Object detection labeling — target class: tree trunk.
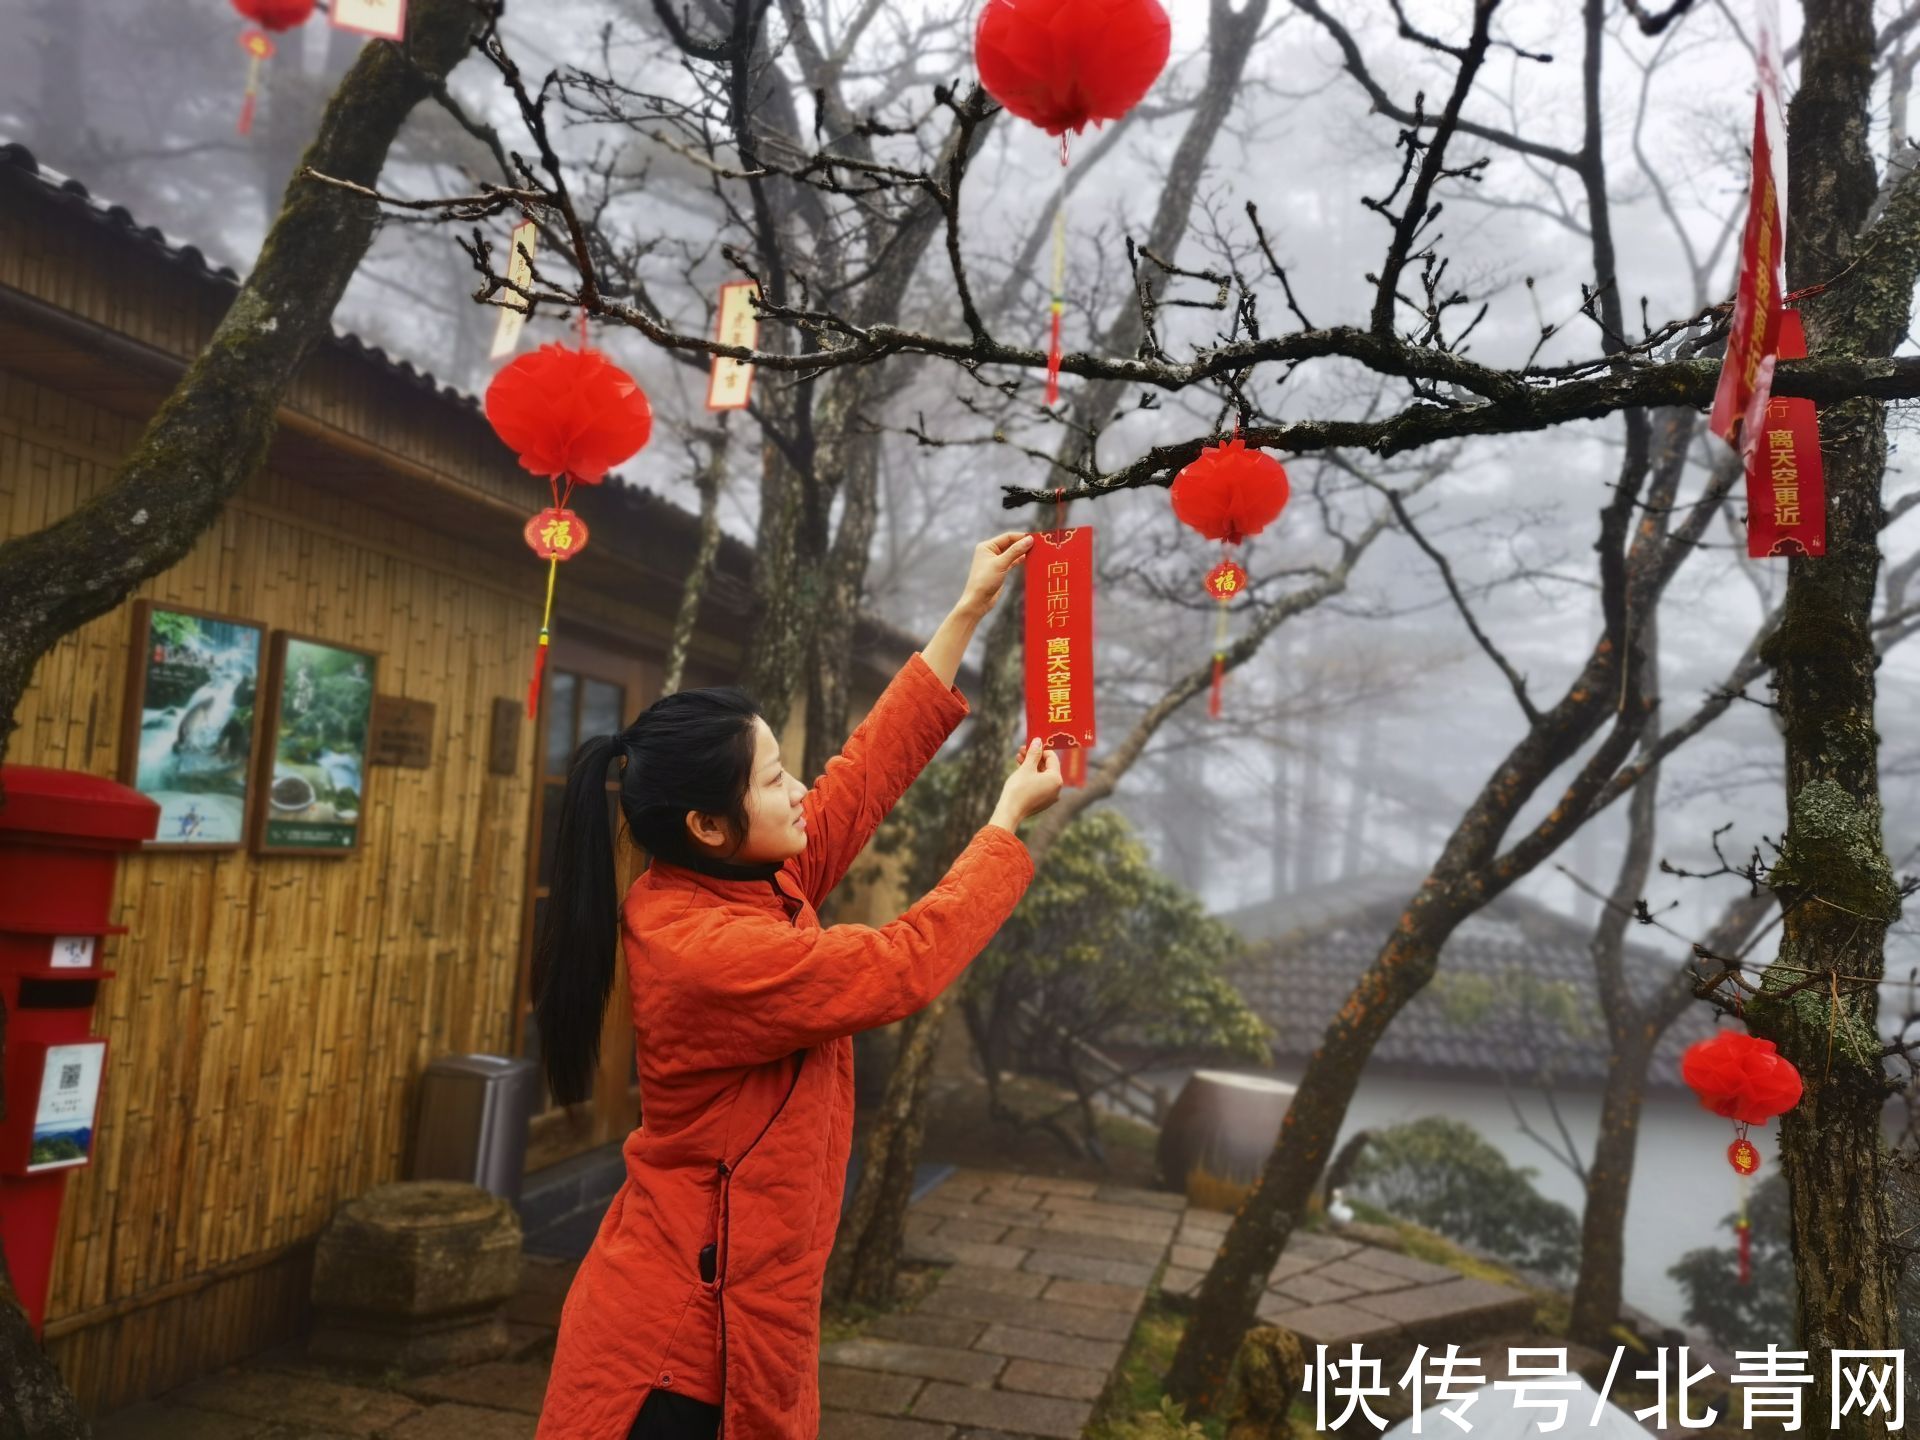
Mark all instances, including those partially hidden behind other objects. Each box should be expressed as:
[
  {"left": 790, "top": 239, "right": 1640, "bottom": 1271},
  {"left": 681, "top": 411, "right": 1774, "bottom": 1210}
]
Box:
[
  {"left": 0, "top": 0, "right": 483, "bottom": 768},
  {"left": 827, "top": 588, "right": 1027, "bottom": 1305},
  {"left": 662, "top": 432, "right": 729, "bottom": 696},
  {"left": 0, "top": 9, "right": 481, "bottom": 1425}
]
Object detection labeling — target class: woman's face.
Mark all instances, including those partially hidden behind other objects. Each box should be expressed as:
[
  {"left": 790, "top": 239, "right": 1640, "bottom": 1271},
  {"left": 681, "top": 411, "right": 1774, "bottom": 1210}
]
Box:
[{"left": 689, "top": 716, "right": 809, "bottom": 864}]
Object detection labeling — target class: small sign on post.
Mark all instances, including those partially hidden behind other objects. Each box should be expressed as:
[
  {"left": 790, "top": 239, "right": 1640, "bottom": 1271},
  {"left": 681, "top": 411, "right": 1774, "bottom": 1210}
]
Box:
[
  {"left": 490, "top": 219, "right": 539, "bottom": 361},
  {"left": 369, "top": 696, "right": 435, "bottom": 770},
  {"left": 706, "top": 281, "right": 760, "bottom": 411},
  {"left": 330, "top": 0, "right": 409, "bottom": 41}
]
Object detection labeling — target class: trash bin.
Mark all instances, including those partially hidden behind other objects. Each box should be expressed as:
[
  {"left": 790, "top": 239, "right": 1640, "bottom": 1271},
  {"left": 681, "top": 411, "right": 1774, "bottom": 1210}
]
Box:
[{"left": 410, "top": 1055, "right": 541, "bottom": 1204}]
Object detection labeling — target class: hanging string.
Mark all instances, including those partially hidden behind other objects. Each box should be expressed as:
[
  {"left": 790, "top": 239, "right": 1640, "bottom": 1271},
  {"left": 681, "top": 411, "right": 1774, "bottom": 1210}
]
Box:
[
  {"left": 1734, "top": 1121, "right": 1754, "bottom": 1285},
  {"left": 1046, "top": 139, "right": 1071, "bottom": 406},
  {"left": 1210, "top": 540, "right": 1232, "bottom": 719},
  {"left": 528, "top": 475, "right": 576, "bottom": 719}
]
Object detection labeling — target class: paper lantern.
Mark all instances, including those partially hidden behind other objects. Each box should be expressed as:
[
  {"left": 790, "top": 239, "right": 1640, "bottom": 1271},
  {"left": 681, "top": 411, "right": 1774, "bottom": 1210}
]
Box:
[
  {"left": 975, "top": 0, "right": 1170, "bottom": 405},
  {"left": 975, "top": 0, "right": 1172, "bottom": 137},
  {"left": 486, "top": 343, "right": 652, "bottom": 717},
  {"left": 1171, "top": 434, "right": 1291, "bottom": 545},
  {"left": 232, "top": 0, "right": 316, "bottom": 31},
  {"left": 1170, "top": 437, "right": 1290, "bottom": 719},
  {"left": 1681, "top": 1031, "right": 1804, "bottom": 1126},
  {"left": 485, "top": 343, "right": 653, "bottom": 485}
]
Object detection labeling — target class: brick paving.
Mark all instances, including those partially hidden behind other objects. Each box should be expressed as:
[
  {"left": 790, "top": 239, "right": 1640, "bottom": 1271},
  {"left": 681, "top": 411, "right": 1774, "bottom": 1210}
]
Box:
[{"left": 95, "top": 1166, "right": 1529, "bottom": 1439}]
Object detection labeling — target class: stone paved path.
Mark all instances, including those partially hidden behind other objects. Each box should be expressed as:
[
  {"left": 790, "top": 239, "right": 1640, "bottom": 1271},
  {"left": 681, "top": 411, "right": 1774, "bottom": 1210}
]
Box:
[
  {"left": 818, "top": 1166, "right": 1186, "bottom": 1439},
  {"left": 94, "top": 1172, "right": 1534, "bottom": 1439},
  {"left": 1161, "top": 1213, "right": 1536, "bottom": 1362}
]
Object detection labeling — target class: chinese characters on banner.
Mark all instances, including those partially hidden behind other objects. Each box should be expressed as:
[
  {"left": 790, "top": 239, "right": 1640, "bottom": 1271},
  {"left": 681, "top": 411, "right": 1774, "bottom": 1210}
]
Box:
[
  {"left": 329, "top": 0, "right": 407, "bottom": 40},
  {"left": 489, "top": 219, "right": 538, "bottom": 361},
  {"left": 1303, "top": 1342, "right": 1905, "bottom": 1435},
  {"left": 1748, "top": 310, "right": 1826, "bottom": 556},
  {"left": 1709, "top": 0, "right": 1788, "bottom": 452},
  {"left": 1024, "top": 527, "right": 1095, "bottom": 788},
  {"left": 707, "top": 281, "right": 761, "bottom": 411}
]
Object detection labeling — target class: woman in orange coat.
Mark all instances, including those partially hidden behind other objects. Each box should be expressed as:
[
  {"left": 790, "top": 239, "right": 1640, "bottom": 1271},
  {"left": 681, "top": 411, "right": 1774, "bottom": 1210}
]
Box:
[{"left": 531, "top": 533, "right": 1062, "bottom": 1440}]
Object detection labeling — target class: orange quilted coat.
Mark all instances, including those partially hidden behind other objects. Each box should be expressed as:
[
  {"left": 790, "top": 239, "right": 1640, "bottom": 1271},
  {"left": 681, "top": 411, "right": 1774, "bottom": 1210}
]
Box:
[{"left": 535, "top": 653, "right": 1034, "bottom": 1439}]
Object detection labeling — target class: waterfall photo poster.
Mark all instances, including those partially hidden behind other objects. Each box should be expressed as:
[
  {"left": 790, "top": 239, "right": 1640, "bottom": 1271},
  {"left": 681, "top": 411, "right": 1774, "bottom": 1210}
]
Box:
[
  {"left": 119, "top": 602, "right": 266, "bottom": 849},
  {"left": 252, "top": 633, "right": 378, "bottom": 856}
]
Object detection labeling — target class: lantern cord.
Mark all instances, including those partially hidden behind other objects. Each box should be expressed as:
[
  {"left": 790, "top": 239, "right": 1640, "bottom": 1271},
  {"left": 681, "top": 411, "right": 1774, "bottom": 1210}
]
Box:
[
  {"left": 1735, "top": 1174, "right": 1752, "bottom": 1286},
  {"left": 1045, "top": 147, "right": 1070, "bottom": 407},
  {"left": 239, "top": 55, "right": 265, "bottom": 136},
  {"left": 1209, "top": 595, "right": 1230, "bottom": 719}
]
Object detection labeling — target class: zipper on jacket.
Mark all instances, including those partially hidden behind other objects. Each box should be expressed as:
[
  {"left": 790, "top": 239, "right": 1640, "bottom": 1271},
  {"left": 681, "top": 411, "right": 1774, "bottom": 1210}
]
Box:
[{"left": 714, "top": 1049, "right": 807, "bottom": 1437}]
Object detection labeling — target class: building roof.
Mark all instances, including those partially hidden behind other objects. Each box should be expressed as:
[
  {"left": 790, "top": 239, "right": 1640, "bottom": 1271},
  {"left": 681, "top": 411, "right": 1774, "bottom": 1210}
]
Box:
[
  {"left": 0, "top": 140, "right": 938, "bottom": 679},
  {"left": 1219, "top": 872, "right": 1724, "bottom": 1090}
]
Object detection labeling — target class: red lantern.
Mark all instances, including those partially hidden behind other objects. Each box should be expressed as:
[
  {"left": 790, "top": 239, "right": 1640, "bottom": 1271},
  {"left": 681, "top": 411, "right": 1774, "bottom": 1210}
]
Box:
[
  {"left": 232, "top": 0, "right": 316, "bottom": 30},
  {"left": 975, "top": 0, "right": 1170, "bottom": 406},
  {"left": 975, "top": 0, "right": 1172, "bottom": 137},
  {"left": 1171, "top": 434, "right": 1291, "bottom": 545},
  {"left": 1172, "top": 437, "right": 1290, "bottom": 719},
  {"left": 1683, "top": 1029, "right": 1801, "bottom": 1290},
  {"left": 1681, "top": 1030, "right": 1803, "bottom": 1126},
  {"left": 485, "top": 343, "right": 653, "bottom": 486},
  {"left": 487, "top": 344, "right": 652, "bottom": 717}
]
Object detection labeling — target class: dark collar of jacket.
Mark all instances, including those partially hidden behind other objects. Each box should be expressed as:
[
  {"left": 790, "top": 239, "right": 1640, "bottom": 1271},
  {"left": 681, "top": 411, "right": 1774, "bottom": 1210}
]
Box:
[{"left": 646, "top": 855, "right": 807, "bottom": 916}]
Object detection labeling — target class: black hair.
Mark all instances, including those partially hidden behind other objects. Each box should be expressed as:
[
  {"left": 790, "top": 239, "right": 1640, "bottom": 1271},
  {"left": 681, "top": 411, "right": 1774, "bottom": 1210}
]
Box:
[{"left": 531, "top": 686, "right": 763, "bottom": 1104}]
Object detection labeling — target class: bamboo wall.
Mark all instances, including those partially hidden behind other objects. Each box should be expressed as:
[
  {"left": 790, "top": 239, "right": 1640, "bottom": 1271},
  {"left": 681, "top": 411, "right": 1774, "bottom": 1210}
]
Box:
[{"left": 1, "top": 364, "right": 538, "bottom": 1412}]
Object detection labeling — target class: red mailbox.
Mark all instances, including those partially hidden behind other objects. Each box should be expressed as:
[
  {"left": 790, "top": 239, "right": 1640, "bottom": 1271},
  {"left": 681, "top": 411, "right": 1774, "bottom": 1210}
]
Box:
[{"left": 0, "top": 766, "right": 156, "bottom": 1333}]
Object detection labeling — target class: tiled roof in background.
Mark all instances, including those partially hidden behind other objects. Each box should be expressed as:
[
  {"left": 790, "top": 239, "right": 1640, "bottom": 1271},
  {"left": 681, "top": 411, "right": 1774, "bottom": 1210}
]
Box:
[{"left": 1220, "top": 872, "right": 1725, "bottom": 1089}]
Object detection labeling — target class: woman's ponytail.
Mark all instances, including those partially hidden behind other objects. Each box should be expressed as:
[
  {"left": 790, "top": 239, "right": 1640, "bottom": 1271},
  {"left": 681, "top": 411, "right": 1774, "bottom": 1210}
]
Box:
[{"left": 532, "top": 733, "right": 622, "bottom": 1105}]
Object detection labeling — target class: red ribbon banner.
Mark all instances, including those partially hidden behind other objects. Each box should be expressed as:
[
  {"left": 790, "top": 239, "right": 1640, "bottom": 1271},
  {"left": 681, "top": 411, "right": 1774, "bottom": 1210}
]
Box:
[
  {"left": 1746, "top": 309, "right": 1826, "bottom": 557},
  {"left": 1024, "top": 526, "right": 1095, "bottom": 789},
  {"left": 1709, "top": 2, "right": 1788, "bottom": 452}
]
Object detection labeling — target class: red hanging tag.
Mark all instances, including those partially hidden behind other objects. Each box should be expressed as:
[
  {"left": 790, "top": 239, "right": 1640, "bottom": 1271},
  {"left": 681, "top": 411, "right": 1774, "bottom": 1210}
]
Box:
[
  {"left": 236, "top": 29, "right": 275, "bottom": 137},
  {"left": 523, "top": 507, "right": 590, "bottom": 561},
  {"left": 1024, "top": 525, "right": 1095, "bottom": 787},
  {"left": 1727, "top": 1135, "right": 1760, "bottom": 1174},
  {"left": 1746, "top": 310, "right": 1826, "bottom": 557}
]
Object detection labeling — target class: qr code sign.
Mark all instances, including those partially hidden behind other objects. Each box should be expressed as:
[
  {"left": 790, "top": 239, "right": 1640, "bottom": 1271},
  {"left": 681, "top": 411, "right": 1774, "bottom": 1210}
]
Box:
[{"left": 59, "top": 1064, "right": 81, "bottom": 1090}]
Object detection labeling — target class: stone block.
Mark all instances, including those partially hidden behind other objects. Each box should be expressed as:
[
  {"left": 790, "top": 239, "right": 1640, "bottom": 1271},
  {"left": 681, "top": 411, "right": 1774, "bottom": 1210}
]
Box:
[
  {"left": 1255, "top": 1298, "right": 1402, "bottom": 1346},
  {"left": 936, "top": 1217, "right": 1016, "bottom": 1245},
  {"left": 820, "top": 1363, "right": 925, "bottom": 1415},
  {"left": 1040, "top": 1197, "right": 1179, "bottom": 1234},
  {"left": 903, "top": 1234, "right": 1032, "bottom": 1271},
  {"left": 1040, "top": 1277, "right": 1144, "bottom": 1312},
  {"left": 1092, "top": 1183, "right": 1186, "bottom": 1212},
  {"left": 1339, "top": 1247, "right": 1456, "bottom": 1285},
  {"left": 1020, "top": 1249, "right": 1157, "bottom": 1288},
  {"left": 974, "top": 1186, "right": 1044, "bottom": 1211},
  {"left": 386, "top": 1402, "right": 540, "bottom": 1440},
  {"left": 973, "top": 1323, "right": 1125, "bottom": 1372},
  {"left": 1349, "top": 1278, "right": 1535, "bottom": 1345},
  {"left": 1000, "top": 1358, "right": 1108, "bottom": 1402},
  {"left": 309, "top": 1182, "right": 522, "bottom": 1375},
  {"left": 1319, "top": 1257, "right": 1417, "bottom": 1296},
  {"left": 820, "top": 1338, "right": 1006, "bottom": 1386},
  {"left": 166, "top": 1371, "right": 422, "bottom": 1436},
  {"left": 1036, "top": 1212, "right": 1173, "bottom": 1247},
  {"left": 1159, "top": 1265, "right": 1205, "bottom": 1300},
  {"left": 921, "top": 1286, "right": 1134, "bottom": 1340},
  {"left": 941, "top": 1265, "right": 1050, "bottom": 1298},
  {"left": 1170, "top": 1243, "right": 1217, "bottom": 1271},
  {"left": 868, "top": 1313, "right": 988, "bottom": 1349},
  {"left": 911, "top": 1381, "right": 1094, "bottom": 1439},
  {"left": 399, "top": 1360, "right": 550, "bottom": 1415},
  {"left": 1272, "top": 1269, "right": 1361, "bottom": 1306},
  {"left": 999, "top": 1226, "right": 1165, "bottom": 1266},
  {"left": 1010, "top": 1176, "right": 1100, "bottom": 1198},
  {"left": 915, "top": 1198, "right": 1048, "bottom": 1228},
  {"left": 821, "top": 1410, "right": 955, "bottom": 1440},
  {"left": 1287, "top": 1232, "right": 1361, "bottom": 1263}
]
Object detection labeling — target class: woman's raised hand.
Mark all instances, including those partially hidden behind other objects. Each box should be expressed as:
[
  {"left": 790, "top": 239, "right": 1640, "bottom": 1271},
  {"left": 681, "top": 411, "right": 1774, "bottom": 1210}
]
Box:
[
  {"left": 959, "top": 532, "right": 1036, "bottom": 617},
  {"left": 992, "top": 738, "right": 1064, "bottom": 831}
]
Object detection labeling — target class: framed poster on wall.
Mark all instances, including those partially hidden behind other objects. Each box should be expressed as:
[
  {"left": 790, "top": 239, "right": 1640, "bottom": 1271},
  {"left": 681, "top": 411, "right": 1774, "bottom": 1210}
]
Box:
[
  {"left": 119, "top": 601, "right": 266, "bottom": 850},
  {"left": 251, "top": 633, "right": 379, "bottom": 856}
]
